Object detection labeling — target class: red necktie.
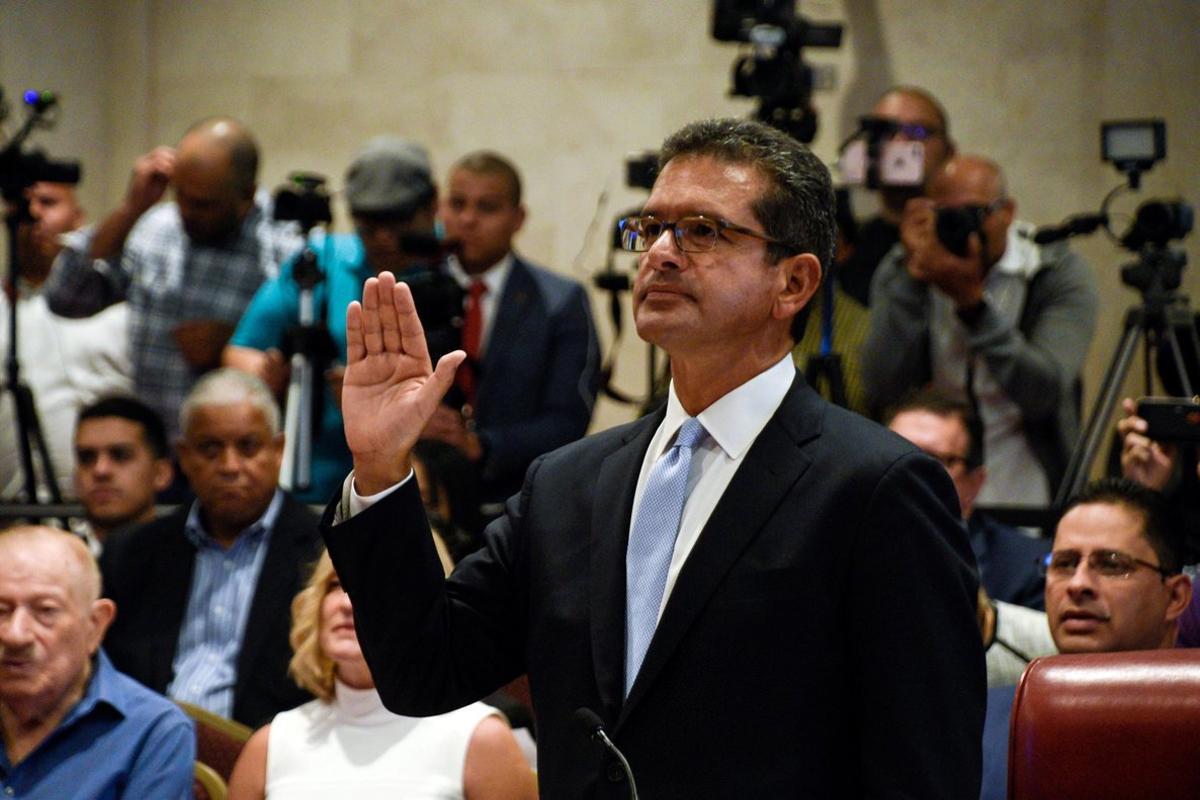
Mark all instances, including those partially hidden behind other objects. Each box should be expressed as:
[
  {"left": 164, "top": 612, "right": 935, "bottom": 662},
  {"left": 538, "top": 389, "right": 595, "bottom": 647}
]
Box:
[{"left": 458, "top": 280, "right": 487, "bottom": 406}]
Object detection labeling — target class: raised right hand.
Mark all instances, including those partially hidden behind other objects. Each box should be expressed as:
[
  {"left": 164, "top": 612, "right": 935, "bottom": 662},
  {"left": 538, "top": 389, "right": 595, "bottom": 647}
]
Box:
[{"left": 342, "top": 271, "right": 465, "bottom": 495}]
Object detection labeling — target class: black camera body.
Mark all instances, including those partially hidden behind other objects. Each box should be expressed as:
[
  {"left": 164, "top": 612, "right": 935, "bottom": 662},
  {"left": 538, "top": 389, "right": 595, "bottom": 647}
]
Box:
[
  {"left": 935, "top": 206, "right": 985, "bottom": 258},
  {"left": 273, "top": 172, "right": 333, "bottom": 232}
]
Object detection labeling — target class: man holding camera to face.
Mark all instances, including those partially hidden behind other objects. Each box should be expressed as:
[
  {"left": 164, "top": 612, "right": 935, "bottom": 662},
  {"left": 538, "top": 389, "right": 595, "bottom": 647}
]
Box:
[{"left": 863, "top": 155, "right": 1099, "bottom": 506}]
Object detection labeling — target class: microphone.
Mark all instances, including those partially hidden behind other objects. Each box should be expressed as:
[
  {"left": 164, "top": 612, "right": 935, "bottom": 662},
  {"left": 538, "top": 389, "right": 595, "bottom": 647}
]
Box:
[
  {"left": 1032, "top": 213, "right": 1108, "bottom": 245},
  {"left": 574, "top": 707, "right": 639, "bottom": 800}
]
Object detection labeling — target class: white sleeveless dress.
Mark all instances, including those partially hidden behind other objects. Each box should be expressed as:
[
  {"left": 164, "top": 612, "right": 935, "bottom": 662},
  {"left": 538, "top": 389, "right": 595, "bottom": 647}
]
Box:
[{"left": 265, "top": 680, "right": 499, "bottom": 799}]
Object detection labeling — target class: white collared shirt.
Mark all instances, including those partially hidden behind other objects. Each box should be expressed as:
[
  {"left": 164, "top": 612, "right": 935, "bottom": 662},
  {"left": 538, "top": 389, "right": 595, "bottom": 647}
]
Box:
[
  {"left": 633, "top": 353, "right": 796, "bottom": 620},
  {"left": 446, "top": 253, "right": 513, "bottom": 357}
]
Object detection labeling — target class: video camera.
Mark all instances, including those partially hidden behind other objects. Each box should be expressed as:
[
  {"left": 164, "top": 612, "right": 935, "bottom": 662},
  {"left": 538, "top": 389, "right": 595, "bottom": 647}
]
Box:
[
  {"left": 712, "top": 0, "right": 842, "bottom": 143},
  {"left": 0, "top": 87, "right": 81, "bottom": 203}
]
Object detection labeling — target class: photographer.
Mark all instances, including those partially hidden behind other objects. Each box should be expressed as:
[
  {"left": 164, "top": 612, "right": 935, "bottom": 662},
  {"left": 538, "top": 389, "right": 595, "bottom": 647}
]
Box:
[
  {"left": 863, "top": 154, "right": 1098, "bottom": 506},
  {"left": 223, "top": 136, "right": 440, "bottom": 502}
]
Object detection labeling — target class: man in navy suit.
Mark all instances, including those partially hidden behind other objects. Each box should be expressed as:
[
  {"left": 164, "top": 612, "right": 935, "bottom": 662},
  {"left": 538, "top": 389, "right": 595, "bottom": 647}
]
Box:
[
  {"left": 422, "top": 151, "right": 600, "bottom": 509},
  {"left": 323, "top": 118, "right": 984, "bottom": 798}
]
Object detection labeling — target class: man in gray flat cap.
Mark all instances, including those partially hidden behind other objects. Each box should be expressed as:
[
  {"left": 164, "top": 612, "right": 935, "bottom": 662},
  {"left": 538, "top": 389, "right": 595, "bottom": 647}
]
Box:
[{"left": 224, "top": 136, "right": 442, "bottom": 501}]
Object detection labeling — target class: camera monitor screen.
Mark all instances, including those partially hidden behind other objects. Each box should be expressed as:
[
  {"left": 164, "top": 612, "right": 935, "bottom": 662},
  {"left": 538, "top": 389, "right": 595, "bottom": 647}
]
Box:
[{"left": 1102, "top": 120, "right": 1165, "bottom": 164}]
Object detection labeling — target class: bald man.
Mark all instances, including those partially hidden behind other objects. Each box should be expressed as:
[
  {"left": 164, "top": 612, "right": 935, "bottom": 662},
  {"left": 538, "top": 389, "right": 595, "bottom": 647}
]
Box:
[
  {"left": 46, "top": 117, "right": 303, "bottom": 440},
  {"left": 864, "top": 154, "right": 1098, "bottom": 506},
  {"left": 0, "top": 526, "right": 193, "bottom": 799}
]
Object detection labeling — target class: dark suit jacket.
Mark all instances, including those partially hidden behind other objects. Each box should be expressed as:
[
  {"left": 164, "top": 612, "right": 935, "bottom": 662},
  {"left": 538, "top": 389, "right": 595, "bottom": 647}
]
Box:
[
  {"left": 100, "top": 493, "right": 323, "bottom": 728},
  {"left": 324, "top": 374, "right": 985, "bottom": 798},
  {"left": 473, "top": 255, "right": 600, "bottom": 503}
]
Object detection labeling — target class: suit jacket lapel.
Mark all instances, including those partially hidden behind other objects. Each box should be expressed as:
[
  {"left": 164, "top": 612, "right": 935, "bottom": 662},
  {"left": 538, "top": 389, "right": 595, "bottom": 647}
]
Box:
[
  {"left": 155, "top": 509, "right": 199, "bottom": 689},
  {"left": 589, "top": 410, "right": 663, "bottom": 720},
  {"left": 619, "top": 375, "right": 823, "bottom": 721}
]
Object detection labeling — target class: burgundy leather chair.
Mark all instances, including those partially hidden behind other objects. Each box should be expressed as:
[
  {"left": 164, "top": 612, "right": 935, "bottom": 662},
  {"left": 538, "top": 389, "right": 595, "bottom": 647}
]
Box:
[{"left": 1008, "top": 649, "right": 1200, "bottom": 799}]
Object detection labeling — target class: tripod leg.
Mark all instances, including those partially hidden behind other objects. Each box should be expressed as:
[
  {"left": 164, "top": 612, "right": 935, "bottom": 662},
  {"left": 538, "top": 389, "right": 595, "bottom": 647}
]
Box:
[{"left": 1055, "top": 317, "right": 1142, "bottom": 506}]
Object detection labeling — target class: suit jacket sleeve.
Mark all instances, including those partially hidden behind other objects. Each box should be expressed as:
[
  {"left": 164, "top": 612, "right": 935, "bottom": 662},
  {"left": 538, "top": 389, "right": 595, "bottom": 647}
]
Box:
[
  {"left": 849, "top": 449, "right": 985, "bottom": 798},
  {"left": 321, "top": 470, "right": 532, "bottom": 715}
]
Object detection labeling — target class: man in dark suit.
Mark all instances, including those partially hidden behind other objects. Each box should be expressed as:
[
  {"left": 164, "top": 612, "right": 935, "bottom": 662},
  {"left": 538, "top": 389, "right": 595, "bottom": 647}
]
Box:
[
  {"left": 422, "top": 150, "right": 600, "bottom": 509},
  {"left": 101, "top": 368, "right": 322, "bottom": 728},
  {"left": 324, "top": 118, "right": 984, "bottom": 797}
]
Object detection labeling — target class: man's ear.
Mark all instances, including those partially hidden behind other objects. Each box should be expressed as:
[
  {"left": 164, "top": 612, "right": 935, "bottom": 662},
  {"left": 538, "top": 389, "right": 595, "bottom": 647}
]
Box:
[
  {"left": 153, "top": 458, "right": 174, "bottom": 493},
  {"left": 773, "top": 252, "right": 822, "bottom": 323},
  {"left": 88, "top": 598, "right": 117, "bottom": 653},
  {"left": 1164, "top": 574, "right": 1193, "bottom": 625}
]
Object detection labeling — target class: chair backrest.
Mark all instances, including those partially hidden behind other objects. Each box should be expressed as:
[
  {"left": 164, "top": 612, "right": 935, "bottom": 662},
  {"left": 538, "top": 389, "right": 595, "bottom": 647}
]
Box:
[
  {"left": 177, "top": 701, "right": 253, "bottom": 782},
  {"left": 1008, "top": 649, "right": 1200, "bottom": 799},
  {"left": 193, "top": 760, "right": 228, "bottom": 800}
]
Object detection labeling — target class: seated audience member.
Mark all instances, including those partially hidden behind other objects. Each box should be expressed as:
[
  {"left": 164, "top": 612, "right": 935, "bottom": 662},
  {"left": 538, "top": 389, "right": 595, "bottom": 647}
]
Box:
[
  {"left": 0, "top": 525, "right": 193, "bottom": 799},
  {"left": 980, "top": 478, "right": 1192, "bottom": 800},
  {"left": 1117, "top": 396, "right": 1200, "bottom": 645},
  {"left": 46, "top": 117, "right": 303, "bottom": 443},
  {"left": 101, "top": 369, "right": 322, "bottom": 728},
  {"left": 0, "top": 181, "right": 132, "bottom": 500},
  {"left": 864, "top": 154, "right": 1099, "bottom": 507},
  {"left": 225, "top": 136, "right": 442, "bottom": 502},
  {"left": 72, "top": 396, "right": 174, "bottom": 555},
  {"left": 425, "top": 150, "right": 600, "bottom": 512},
  {"left": 977, "top": 586, "right": 1055, "bottom": 688},
  {"left": 227, "top": 550, "right": 536, "bottom": 800},
  {"left": 886, "top": 389, "right": 1050, "bottom": 608}
]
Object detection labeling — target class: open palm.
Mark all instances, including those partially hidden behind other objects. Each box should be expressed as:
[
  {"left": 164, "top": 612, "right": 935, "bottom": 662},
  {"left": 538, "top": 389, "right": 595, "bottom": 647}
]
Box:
[{"left": 342, "top": 271, "right": 465, "bottom": 493}]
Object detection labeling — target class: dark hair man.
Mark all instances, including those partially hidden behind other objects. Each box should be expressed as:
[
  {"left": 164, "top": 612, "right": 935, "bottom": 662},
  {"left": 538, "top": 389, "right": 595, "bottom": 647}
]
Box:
[
  {"left": 0, "top": 182, "right": 134, "bottom": 501},
  {"left": 886, "top": 388, "right": 1050, "bottom": 608},
  {"left": 864, "top": 154, "right": 1099, "bottom": 507},
  {"left": 72, "top": 396, "right": 173, "bottom": 554},
  {"left": 981, "top": 478, "right": 1192, "bottom": 800},
  {"left": 423, "top": 150, "right": 600, "bottom": 511},
  {"left": 45, "top": 117, "right": 303, "bottom": 443},
  {"left": 100, "top": 369, "right": 322, "bottom": 727},
  {"left": 321, "top": 118, "right": 983, "bottom": 797},
  {"left": 0, "top": 526, "right": 193, "bottom": 798}
]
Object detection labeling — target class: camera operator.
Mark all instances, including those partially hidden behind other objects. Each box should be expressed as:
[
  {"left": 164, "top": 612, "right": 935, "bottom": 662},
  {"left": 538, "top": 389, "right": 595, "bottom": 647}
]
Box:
[
  {"left": 223, "top": 136, "right": 440, "bottom": 502},
  {"left": 839, "top": 86, "right": 956, "bottom": 306},
  {"left": 864, "top": 154, "right": 1099, "bottom": 507},
  {"left": 0, "top": 181, "right": 133, "bottom": 499},
  {"left": 43, "top": 117, "right": 303, "bottom": 445}
]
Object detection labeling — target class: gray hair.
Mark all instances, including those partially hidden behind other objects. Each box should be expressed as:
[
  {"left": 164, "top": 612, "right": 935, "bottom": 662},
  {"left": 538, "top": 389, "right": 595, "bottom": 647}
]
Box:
[
  {"left": 658, "top": 117, "right": 837, "bottom": 272},
  {"left": 179, "top": 368, "right": 280, "bottom": 437}
]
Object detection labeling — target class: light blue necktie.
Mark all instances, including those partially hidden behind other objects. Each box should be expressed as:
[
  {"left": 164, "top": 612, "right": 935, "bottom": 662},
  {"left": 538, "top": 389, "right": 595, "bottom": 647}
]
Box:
[{"left": 624, "top": 417, "right": 707, "bottom": 697}]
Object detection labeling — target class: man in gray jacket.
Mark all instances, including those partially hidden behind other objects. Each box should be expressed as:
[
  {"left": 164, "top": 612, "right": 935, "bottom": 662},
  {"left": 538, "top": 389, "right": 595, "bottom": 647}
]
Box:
[{"left": 863, "top": 154, "right": 1098, "bottom": 506}]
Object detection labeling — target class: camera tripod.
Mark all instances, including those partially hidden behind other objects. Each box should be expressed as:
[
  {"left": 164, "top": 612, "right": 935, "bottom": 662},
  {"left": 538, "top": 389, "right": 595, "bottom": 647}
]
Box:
[{"left": 1054, "top": 245, "right": 1199, "bottom": 506}]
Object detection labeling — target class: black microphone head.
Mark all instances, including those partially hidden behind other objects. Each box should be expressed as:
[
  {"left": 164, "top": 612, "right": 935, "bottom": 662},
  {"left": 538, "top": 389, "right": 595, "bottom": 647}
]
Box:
[{"left": 574, "top": 706, "right": 605, "bottom": 735}]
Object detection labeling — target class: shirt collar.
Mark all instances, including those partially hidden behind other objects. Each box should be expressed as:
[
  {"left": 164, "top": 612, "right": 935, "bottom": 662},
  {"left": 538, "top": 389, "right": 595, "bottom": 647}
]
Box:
[
  {"left": 184, "top": 489, "right": 284, "bottom": 549},
  {"left": 447, "top": 252, "right": 514, "bottom": 295},
  {"left": 660, "top": 353, "right": 796, "bottom": 460},
  {"left": 59, "top": 650, "right": 129, "bottom": 728}
]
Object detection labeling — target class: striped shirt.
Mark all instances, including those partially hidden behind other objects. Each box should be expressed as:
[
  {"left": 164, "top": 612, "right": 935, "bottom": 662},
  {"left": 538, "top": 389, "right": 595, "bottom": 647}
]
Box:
[
  {"left": 167, "top": 490, "right": 283, "bottom": 718},
  {"left": 47, "top": 194, "right": 302, "bottom": 438}
]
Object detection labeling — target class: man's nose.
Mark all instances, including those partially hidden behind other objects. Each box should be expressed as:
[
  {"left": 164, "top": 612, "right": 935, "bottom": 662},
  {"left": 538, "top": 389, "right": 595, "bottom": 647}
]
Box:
[
  {"left": 0, "top": 608, "right": 34, "bottom": 645},
  {"left": 643, "top": 225, "right": 685, "bottom": 272}
]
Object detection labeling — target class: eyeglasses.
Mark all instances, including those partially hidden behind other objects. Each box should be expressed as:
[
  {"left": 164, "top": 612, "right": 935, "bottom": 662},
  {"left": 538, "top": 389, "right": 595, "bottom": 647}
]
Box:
[
  {"left": 618, "top": 214, "right": 787, "bottom": 254},
  {"left": 1039, "top": 549, "right": 1177, "bottom": 580},
  {"left": 860, "top": 116, "right": 944, "bottom": 142},
  {"left": 936, "top": 197, "right": 1007, "bottom": 221}
]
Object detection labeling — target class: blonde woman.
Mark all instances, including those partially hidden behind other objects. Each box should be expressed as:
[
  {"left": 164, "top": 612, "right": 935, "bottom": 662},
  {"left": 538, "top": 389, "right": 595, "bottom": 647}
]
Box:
[{"left": 228, "top": 550, "right": 536, "bottom": 799}]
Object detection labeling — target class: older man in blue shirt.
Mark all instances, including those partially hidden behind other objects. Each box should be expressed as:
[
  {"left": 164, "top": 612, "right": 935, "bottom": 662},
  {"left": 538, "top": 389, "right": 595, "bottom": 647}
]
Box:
[{"left": 0, "top": 525, "right": 193, "bottom": 799}]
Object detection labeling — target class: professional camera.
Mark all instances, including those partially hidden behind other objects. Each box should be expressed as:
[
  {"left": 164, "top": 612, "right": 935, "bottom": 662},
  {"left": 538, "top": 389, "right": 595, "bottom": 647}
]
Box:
[
  {"left": 272, "top": 172, "right": 332, "bottom": 232},
  {"left": 0, "top": 88, "right": 81, "bottom": 202},
  {"left": 711, "top": 0, "right": 842, "bottom": 143},
  {"left": 1120, "top": 198, "right": 1193, "bottom": 251},
  {"left": 934, "top": 205, "right": 989, "bottom": 258}
]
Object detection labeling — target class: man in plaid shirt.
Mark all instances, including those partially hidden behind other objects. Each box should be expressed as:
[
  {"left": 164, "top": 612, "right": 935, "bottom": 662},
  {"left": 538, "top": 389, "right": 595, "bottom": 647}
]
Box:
[{"left": 46, "top": 117, "right": 302, "bottom": 441}]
